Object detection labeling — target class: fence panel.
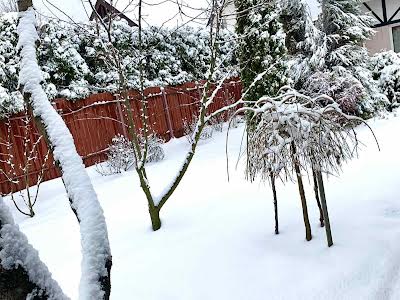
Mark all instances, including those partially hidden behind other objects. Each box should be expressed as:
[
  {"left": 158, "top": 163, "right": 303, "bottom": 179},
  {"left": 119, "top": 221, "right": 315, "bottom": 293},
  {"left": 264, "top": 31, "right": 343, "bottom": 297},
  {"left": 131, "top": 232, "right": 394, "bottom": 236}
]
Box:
[{"left": 0, "top": 78, "right": 242, "bottom": 195}]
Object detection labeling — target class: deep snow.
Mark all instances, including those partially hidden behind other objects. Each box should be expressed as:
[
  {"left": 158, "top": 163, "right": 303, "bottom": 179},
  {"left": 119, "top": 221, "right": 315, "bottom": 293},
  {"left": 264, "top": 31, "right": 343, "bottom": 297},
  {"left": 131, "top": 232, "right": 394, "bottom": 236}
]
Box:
[{"left": 5, "top": 112, "right": 400, "bottom": 300}]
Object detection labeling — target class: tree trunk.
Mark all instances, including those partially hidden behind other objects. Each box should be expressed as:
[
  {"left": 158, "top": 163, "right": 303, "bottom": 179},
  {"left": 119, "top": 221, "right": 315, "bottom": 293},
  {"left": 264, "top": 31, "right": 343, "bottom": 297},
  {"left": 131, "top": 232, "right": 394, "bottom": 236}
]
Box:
[
  {"left": 0, "top": 265, "right": 45, "bottom": 300},
  {"left": 150, "top": 207, "right": 161, "bottom": 231},
  {"left": 316, "top": 171, "right": 333, "bottom": 247},
  {"left": 270, "top": 172, "right": 279, "bottom": 234},
  {"left": 291, "top": 142, "right": 312, "bottom": 241},
  {"left": 312, "top": 169, "right": 324, "bottom": 227},
  {"left": 17, "top": 0, "right": 32, "bottom": 11}
]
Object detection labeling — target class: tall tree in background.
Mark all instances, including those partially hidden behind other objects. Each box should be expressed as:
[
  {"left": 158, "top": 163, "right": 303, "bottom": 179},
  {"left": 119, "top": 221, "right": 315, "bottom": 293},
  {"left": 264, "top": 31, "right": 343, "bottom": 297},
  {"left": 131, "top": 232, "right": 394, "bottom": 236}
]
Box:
[
  {"left": 320, "top": 0, "right": 374, "bottom": 69},
  {"left": 280, "top": 0, "right": 323, "bottom": 89},
  {"left": 309, "top": 0, "right": 389, "bottom": 116},
  {"left": 235, "top": 0, "right": 289, "bottom": 106}
]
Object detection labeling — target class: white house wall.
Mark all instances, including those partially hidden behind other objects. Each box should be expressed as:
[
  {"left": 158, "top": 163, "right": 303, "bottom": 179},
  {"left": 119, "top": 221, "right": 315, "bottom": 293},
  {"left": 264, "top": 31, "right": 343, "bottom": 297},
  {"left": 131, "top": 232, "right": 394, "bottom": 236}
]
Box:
[{"left": 362, "top": 0, "right": 400, "bottom": 53}]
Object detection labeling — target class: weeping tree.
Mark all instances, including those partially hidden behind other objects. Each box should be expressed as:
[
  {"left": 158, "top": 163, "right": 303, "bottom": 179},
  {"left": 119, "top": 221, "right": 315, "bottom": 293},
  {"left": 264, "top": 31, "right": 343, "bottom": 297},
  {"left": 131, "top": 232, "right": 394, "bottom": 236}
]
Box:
[
  {"left": 234, "top": 0, "right": 290, "bottom": 235},
  {"left": 17, "top": 1, "right": 112, "bottom": 298},
  {"left": 0, "top": 195, "right": 68, "bottom": 299},
  {"left": 231, "top": 87, "right": 378, "bottom": 245}
]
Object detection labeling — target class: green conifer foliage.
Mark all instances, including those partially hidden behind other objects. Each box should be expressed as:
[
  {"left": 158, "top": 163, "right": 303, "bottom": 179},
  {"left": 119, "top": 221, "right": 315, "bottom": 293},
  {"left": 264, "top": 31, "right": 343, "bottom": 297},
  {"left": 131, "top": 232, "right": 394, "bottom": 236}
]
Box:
[{"left": 235, "top": 0, "right": 289, "bottom": 104}]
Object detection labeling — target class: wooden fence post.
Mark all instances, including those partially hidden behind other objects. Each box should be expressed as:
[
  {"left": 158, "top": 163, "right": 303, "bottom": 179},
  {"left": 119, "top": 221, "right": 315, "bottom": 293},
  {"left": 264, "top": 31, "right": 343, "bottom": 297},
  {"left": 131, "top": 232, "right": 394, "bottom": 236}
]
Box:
[{"left": 161, "top": 87, "right": 174, "bottom": 139}]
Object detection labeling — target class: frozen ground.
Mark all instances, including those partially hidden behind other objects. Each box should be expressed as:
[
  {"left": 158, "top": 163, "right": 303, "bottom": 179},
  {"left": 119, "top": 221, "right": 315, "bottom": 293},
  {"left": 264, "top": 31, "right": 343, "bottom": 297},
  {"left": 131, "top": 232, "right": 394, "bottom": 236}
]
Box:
[{"left": 5, "top": 111, "right": 400, "bottom": 300}]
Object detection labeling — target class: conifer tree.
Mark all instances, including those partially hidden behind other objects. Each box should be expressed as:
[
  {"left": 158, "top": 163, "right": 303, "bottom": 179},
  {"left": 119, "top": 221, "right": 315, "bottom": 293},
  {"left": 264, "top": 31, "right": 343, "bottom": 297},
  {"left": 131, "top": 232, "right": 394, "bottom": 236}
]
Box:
[
  {"left": 319, "top": 0, "right": 374, "bottom": 68},
  {"left": 235, "top": 0, "right": 289, "bottom": 104},
  {"left": 280, "top": 0, "right": 323, "bottom": 89}
]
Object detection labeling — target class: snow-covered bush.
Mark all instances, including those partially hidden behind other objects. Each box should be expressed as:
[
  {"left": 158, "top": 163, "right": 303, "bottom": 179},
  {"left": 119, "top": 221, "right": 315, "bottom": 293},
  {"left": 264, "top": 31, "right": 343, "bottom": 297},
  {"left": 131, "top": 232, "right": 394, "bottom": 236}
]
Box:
[
  {"left": 210, "top": 116, "right": 224, "bottom": 132},
  {"left": 0, "top": 13, "right": 22, "bottom": 118},
  {"left": 303, "top": 69, "right": 365, "bottom": 115},
  {"left": 369, "top": 51, "right": 400, "bottom": 106},
  {"left": 183, "top": 115, "right": 214, "bottom": 143},
  {"left": 97, "top": 133, "right": 165, "bottom": 175},
  {"left": 0, "top": 86, "right": 23, "bottom": 117},
  {"left": 283, "top": 0, "right": 389, "bottom": 118},
  {"left": 96, "top": 135, "right": 135, "bottom": 175},
  {"left": 142, "top": 134, "right": 165, "bottom": 163}
]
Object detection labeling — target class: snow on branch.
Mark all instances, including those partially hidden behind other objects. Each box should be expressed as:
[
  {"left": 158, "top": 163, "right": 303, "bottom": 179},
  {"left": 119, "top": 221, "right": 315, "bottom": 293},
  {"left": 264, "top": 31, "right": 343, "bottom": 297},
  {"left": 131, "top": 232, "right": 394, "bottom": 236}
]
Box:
[
  {"left": 17, "top": 8, "right": 111, "bottom": 299},
  {"left": 0, "top": 196, "right": 68, "bottom": 299},
  {"left": 230, "top": 86, "right": 379, "bottom": 182}
]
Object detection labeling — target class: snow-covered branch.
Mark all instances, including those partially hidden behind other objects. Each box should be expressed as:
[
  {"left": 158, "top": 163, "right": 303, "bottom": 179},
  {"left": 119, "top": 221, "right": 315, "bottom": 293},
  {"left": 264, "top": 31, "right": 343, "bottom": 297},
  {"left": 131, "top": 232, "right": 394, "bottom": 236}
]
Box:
[
  {"left": 0, "top": 195, "right": 68, "bottom": 299},
  {"left": 17, "top": 7, "right": 112, "bottom": 299}
]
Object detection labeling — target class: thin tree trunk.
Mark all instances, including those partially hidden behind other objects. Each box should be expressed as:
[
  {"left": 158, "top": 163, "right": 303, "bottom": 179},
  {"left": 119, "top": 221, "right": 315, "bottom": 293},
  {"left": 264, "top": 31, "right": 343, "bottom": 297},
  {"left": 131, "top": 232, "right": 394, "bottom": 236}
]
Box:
[
  {"left": 312, "top": 169, "right": 324, "bottom": 227},
  {"left": 315, "top": 170, "right": 333, "bottom": 247},
  {"left": 149, "top": 207, "right": 161, "bottom": 231},
  {"left": 270, "top": 172, "right": 279, "bottom": 234},
  {"left": 291, "top": 142, "right": 312, "bottom": 241}
]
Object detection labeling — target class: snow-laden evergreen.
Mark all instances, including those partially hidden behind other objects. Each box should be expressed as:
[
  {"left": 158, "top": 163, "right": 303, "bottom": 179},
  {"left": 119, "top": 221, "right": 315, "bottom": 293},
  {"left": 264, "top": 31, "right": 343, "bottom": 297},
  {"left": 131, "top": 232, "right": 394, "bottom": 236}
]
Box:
[
  {"left": 368, "top": 51, "right": 400, "bottom": 107},
  {"left": 17, "top": 8, "right": 112, "bottom": 299},
  {"left": 282, "top": 0, "right": 389, "bottom": 117},
  {"left": 320, "top": 0, "right": 374, "bottom": 68},
  {"left": 0, "top": 12, "right": 22, "bottom": 117},
  {"left": 0, "top": 196, "right": 68, "bottom": 299},
  {"left": 235, "top": 0, "right": 289, "bottom": 103}
]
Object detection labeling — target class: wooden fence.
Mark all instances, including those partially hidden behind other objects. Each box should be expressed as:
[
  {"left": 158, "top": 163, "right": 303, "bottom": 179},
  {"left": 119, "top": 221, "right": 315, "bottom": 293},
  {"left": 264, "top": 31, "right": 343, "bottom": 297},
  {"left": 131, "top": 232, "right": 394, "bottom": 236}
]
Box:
[{"left": 0, "top": 79, "right": 242, "bottom": 195}]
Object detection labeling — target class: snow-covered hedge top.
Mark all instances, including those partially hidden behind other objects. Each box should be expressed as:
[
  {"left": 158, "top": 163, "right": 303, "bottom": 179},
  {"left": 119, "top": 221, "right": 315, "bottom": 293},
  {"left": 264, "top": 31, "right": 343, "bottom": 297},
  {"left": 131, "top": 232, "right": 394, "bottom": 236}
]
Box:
[
  {"left": 0, "top": 12, "right": 237, "bottom": 117},
  {"left": 0, "top": 196, "right": 68, "bottom": 299}
]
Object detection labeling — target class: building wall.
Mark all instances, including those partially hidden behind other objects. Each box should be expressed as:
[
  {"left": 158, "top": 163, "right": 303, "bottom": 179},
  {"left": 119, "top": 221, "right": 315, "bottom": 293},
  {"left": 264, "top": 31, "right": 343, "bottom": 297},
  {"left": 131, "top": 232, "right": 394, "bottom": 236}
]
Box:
[
  {"left": 362, "top": 0, "right": 400, "bottom": 53},
  {"left": 365, "top": 24, "right": 399, "bottom": 53}
]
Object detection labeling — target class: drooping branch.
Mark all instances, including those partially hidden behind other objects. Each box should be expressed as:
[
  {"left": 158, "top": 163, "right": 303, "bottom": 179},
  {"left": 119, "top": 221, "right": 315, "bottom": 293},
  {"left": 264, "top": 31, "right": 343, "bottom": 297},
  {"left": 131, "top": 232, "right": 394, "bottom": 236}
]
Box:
[{"left": 231, "top": 87, "right": 379, "bottom": 246}]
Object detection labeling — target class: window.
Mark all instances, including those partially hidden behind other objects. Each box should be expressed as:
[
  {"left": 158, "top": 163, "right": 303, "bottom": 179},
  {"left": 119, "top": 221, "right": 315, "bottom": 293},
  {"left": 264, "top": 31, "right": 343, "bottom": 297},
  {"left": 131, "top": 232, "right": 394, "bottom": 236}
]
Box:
[{"left": 394, "top": 26, "right": 400, "bottom": 53}]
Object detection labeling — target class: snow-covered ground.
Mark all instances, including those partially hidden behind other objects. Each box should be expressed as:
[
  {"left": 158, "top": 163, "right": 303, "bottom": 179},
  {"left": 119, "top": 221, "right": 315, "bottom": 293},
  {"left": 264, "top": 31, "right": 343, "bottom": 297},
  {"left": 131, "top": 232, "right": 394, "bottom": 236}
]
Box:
[{"left": 6, "top": 112, "right": 400, "bottom": 300}]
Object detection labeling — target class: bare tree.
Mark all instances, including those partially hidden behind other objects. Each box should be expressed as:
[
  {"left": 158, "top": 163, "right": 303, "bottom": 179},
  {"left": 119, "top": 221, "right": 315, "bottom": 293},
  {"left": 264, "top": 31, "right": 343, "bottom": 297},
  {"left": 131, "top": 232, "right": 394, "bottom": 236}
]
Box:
[
  {"left": 17, "top": 1, "right": 112, "bottom": 298},
  {"left": 25, "top": 0, "right": 273, "bottom": 234},
  {"left": 87, "top": 0, "right": 240, "bottom": 231},
  {"left": 0, "top": 113, "right": 50, "bottom": 217}
]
